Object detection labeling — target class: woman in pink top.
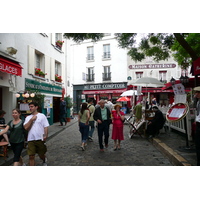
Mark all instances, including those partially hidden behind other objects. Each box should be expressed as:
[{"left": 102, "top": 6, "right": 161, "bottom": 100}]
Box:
[{"left": 111, "top": 104, "right": 125, "bottom": 150}]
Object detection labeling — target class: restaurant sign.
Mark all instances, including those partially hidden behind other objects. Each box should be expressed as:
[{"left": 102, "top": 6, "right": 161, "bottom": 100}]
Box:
[
  {"left": 128, "top": 63, "right": 176, "bottom": 69},
  {"left": 25, "top": 78, "right": 62, "bottom": 95},
  {"left": 83, "top": 82, "right": 127, "bottom": 90}
]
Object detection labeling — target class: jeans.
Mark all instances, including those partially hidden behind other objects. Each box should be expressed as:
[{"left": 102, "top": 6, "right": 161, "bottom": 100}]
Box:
[
  {"left": 97, "top": 120, "right": 110, "bottom": 149},
  {"left": 79, "top": 122, "right": 89, "bottom": 143},
  {"left": 88, "top": 121, "right": 95, "bottom": 138}
]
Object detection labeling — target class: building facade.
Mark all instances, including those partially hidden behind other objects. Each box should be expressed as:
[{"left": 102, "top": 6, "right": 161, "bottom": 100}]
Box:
[
  {"left": 0, "top": 33, "right": 66, "bottom": 124},
  {"left": 67, "top": 33, "right": 128, "bottom": 113}
]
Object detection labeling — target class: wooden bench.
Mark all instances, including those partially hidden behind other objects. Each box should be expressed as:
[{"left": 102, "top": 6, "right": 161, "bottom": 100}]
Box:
[{"left": 0, "top": 142, "right": 9, "bottom": 160}]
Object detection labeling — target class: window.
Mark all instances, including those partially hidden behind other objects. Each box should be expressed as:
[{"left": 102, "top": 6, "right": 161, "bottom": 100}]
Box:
[
  {"left": 87, "top": 46, "right": 94, "bottom": 61},
  {"left": 55, "top": 33, "right": 63, "bottom": 50},
  {"left": 35, "top": 51, "right": 44, "bottom": 71},
  {"left": 159, "top": 71, "right": 167, "bottom": 82},
  {"left": 103, "top": 44, "right": 110, "bottom": 59},
  {"left": 136, "top": 72, "right": 143, "bottom": 79},
  {"left": 86, "top": 67, "right": 94, "bottom": 82},
  {"left": 55, "top": 62, "right": 62, "bottom": 82},
  {"left": 103, "top": 66, "right": 111, "bottom": 81}
]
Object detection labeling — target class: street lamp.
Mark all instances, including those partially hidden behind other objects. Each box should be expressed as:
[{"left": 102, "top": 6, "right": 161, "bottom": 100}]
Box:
[
  {"left": 170, "top": 77, "right": 176, "bottom": 85},
  {"left": 179, "top": 75, "right": 189, "bottom": 85}
]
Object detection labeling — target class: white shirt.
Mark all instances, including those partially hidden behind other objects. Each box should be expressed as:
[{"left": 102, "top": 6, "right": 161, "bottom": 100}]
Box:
[{"left": 24, "top": 113, "right": 49, "bottom": 141}]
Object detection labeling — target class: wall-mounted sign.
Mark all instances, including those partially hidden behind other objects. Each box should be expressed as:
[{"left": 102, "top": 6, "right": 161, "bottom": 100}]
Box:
[
  {"left": 83, "top": 82, "right": 127, "bottom": 90},
  {"left": 128, "top": 63, "right": 176, "bottom": 69},
  {"left": 25, "top": 78, "right": 62, "bottom": 95}
]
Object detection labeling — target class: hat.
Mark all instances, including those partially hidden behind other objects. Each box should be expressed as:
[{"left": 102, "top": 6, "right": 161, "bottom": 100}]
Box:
[
  {"left": 194, "top": 86, "right": 200, "bottom": 92},
  {"left": 114, "top": 104, "right": 122, "bottom": 109}
]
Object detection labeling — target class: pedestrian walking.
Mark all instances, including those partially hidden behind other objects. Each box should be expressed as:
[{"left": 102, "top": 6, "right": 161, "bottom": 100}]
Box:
[
  {"left": 59, "top": 98, "right": 67, "bottom": 126},
  {"left": 193, "top": 86, "right": 200, "bottom": 165},
  {"left": 78, "top": 102, "right": 90, "bottom": 151},
  {"left": 93, "top": 99, "right": 112, "bottom": 152},
  {"left": 87, "top": 99, "right": 95, "bottom": 142},
  {"left": 24, "top": 102, "right": 49, "bottom": 166},
  {"left": 111, "top": 104, "right": 125, "bottom": 150},
  {"left": 0, "top": 109, "right": 26, "bottom": 166}
]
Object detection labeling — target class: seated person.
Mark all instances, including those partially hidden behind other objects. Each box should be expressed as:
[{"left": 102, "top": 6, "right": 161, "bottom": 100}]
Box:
[
  {"left": 146, "top": 106, "right": 165, "bottom": 138},
  {"left": 0, "top": 110, "right": 9, "bottom": 143}
]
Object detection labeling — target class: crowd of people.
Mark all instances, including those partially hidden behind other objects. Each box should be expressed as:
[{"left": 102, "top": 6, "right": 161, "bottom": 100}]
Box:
[{"left": 78, "top": 99, "right": 125, "bottom": 152}]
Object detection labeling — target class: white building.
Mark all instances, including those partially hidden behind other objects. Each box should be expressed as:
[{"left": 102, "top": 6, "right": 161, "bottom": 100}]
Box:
[
  {"left": 0, "top": 33, "right": 66, "bottom": 124},
  {"left": 67, "top": 33, "right": 128, "bottom": 113}
]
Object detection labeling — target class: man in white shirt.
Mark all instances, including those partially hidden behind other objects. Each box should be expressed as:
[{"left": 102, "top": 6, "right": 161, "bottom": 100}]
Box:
[
  {"left": 194, "top": 86, "right": 200, "bottom": 166},
  {"left": 24, "top": 102, "right": 49, "bottom": 166}
]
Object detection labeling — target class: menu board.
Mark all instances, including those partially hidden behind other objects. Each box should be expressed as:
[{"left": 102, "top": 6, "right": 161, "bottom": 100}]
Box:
[{"left": 166, "top": 103, "right": 189, "bottom": 122}]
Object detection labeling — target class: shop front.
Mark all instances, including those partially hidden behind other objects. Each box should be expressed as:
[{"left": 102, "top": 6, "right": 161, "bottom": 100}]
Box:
[
  {"left": 73, "top": 82, "right": 127, "bottom": 114},
  {"left": 0, "top": 55, "right": 23, "bottom": 122},
  {"left": 24, "top": 78, "right": 63, "bottom": 125}
]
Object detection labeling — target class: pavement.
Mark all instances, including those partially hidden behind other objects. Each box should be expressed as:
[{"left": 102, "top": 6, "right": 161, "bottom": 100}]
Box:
[{"left": 0, "top": 116, "right": 197, "bottom": 166}]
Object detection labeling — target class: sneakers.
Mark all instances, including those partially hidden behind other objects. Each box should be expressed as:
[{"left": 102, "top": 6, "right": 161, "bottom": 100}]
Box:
[
  {"left": 42, "top": 157, "right": 48, "bottom": 166},
  {"left": 81, "top": 146, "right": 85, "bottom": 151},
  {"left": 88, "top": 136, "right": 93, "bottom": 142}
]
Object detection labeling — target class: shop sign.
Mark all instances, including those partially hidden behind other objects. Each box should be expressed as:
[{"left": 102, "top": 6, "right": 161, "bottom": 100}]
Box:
[
  {"left": 128, "top": 63, "right": 176, "bottom": 69},
  {"left": 83, "top": 82, "right": 127, "bottom": 90},
  {"left": 0, "top": 57, "right": 23, "bottom": 76},
  {"left": 25, "top": 78, "right": 62, "bottom": 95}
]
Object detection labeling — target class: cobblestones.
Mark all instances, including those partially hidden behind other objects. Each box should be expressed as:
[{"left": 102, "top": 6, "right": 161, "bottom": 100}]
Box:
[{"left": 20, "top": 119, "right": 172, "bottom": 166}]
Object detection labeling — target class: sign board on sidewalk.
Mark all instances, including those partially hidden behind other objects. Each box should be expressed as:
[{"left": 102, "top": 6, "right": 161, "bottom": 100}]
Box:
[{"left": 166, "top": 103, "right": 189, "bottom": 122}]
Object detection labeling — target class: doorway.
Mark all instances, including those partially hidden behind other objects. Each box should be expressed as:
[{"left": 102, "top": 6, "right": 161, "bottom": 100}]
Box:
[{"left": 53, "top": 97, "right": 60, "bottom": 123}]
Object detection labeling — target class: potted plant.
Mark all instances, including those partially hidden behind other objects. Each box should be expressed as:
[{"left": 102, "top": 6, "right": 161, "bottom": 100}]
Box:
[
  {"left": 35, "top": 68, "right": 41, "bottom": 76},
  {"left": 38, "top": 70, "right": 46, "bottom": 78},
  {"left": 56, "top": 40, "right": 64, "bottom": 49},
  {"left": 65, "top": 96, "right": 73, "bottom": 122},
  {"left": 55, "top": 74, "right": 62, "bottom": 82}
]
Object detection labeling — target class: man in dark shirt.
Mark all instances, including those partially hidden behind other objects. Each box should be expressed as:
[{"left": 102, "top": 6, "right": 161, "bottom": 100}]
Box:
[{"left": 93, "top": 99, "right": 111, "bottom": 151}]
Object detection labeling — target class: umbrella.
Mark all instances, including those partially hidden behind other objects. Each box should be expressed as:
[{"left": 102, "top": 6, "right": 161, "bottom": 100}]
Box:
[
  {"left": 120, "top": 90, "right": 142, "bottom": 96},
  {"left": 117, "top": 96, "right": 131, "bottom": 102},
  {"left": 132, "top": 77, "right": 164, "bottom": 88}
]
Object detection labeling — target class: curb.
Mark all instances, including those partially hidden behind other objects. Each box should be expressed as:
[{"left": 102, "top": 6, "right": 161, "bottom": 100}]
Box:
[{"left": 151, "top": 138, "right": 192, "bottom": 166}]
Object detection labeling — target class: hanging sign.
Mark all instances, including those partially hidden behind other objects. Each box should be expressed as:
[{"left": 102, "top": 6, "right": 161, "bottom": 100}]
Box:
[{"left": 166, "top": 103, "right": 189, "bottom": 122}]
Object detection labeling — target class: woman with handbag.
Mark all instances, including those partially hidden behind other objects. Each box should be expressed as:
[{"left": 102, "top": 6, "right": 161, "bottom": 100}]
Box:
[
  {"left": 111, "top": 104, "right": 125, "bottom": 150},
  {"left": 78, "top": 103, "right": 90, "bottom": 151}
]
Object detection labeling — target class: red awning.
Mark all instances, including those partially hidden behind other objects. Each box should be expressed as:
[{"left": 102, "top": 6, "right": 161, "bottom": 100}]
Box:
[
  {"left": 82, "top": 88, "right": 127, "bottom": 95},
  {"left": 0, "top": 57, "right": 23, "bottom": 77}
]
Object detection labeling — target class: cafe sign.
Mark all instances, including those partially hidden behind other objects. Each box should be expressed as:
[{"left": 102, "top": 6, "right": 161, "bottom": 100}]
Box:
[
  {"left": 128, "top": 63, "right": 176, "bottom": 69},
  {"left": 83, "top": 82, "right": 127, "bottom": 90},
  {"left": 25, "top": 78, "right": 62, "bottom": 95}
]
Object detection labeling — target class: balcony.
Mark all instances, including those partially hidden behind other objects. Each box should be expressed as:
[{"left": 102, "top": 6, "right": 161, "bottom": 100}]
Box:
[
  {"left": 87, "top": 54, "right": 94, "bottom": 62},
  {"left": 102, "top": 52, "right": 111, "bottom": 60},
  {"left": 102, "top": 72, "right": 111, "bottom": 81},
  {"left": 86, "top": 74, "right": 95, "bottom": 82}
]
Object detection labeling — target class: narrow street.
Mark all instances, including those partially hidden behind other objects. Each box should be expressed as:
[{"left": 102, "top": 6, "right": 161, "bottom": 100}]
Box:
[{"left": 21, "top": 119, "right": 172, "bottom": 166}]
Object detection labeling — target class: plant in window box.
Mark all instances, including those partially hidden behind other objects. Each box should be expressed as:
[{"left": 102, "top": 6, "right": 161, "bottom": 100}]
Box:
[
  {"left": 55, "top": 74, "right": 62, "bottom": 82},
  {"left": 35, "top": 68, "right": 41, "bottom": 76},
  {"left": 38, "top": 70, "right": 46, "bottom": 78},
  {"left": 56, "top": 40, "right": 64, "bottom": 47}
]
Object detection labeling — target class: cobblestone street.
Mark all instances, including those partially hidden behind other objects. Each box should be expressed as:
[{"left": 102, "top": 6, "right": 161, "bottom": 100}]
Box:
[{"left": 21, "top": 119, "right": 172, "bottom": 166}]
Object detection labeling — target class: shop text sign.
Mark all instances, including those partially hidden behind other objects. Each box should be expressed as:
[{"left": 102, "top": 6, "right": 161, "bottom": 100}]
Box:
[
  {"left": 25, "top": 78, "right": 62, "bottom": 95},
  {"left": 84, "top": 83, "right": 127, "bottom": 90},
  {"left": 128, "top": 63, "right": 176, "bottom": 69}
]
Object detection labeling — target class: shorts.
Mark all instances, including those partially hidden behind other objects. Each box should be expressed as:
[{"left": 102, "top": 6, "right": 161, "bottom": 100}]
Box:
[{"left": 27, "top": 140, "right": 47, "bottom": 156}]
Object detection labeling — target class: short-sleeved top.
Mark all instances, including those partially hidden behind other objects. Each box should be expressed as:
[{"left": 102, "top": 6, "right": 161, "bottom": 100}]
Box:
[
  {"left": 87, "top": 104, "right": 95, "bottom": 121},
  {"left": 24, "top": 113, "right": 49, "bottom": 141},
  {"left": 0, "top": 117, "right": 5, "bottom": 125},
  {"left": 8, "top": 120, "right": 25, "bottom": 143},
  {"left": 78, "top": 110, "right": 89, "bottom": 123}
]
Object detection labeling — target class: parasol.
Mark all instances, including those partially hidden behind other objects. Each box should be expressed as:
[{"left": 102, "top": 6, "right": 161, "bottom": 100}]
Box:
[
  {"left": 132, "top": 77, "right": 164, "bottom": 88},
  {"left": 117, "top": 96, "right": 131, "bottom": 102}
]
